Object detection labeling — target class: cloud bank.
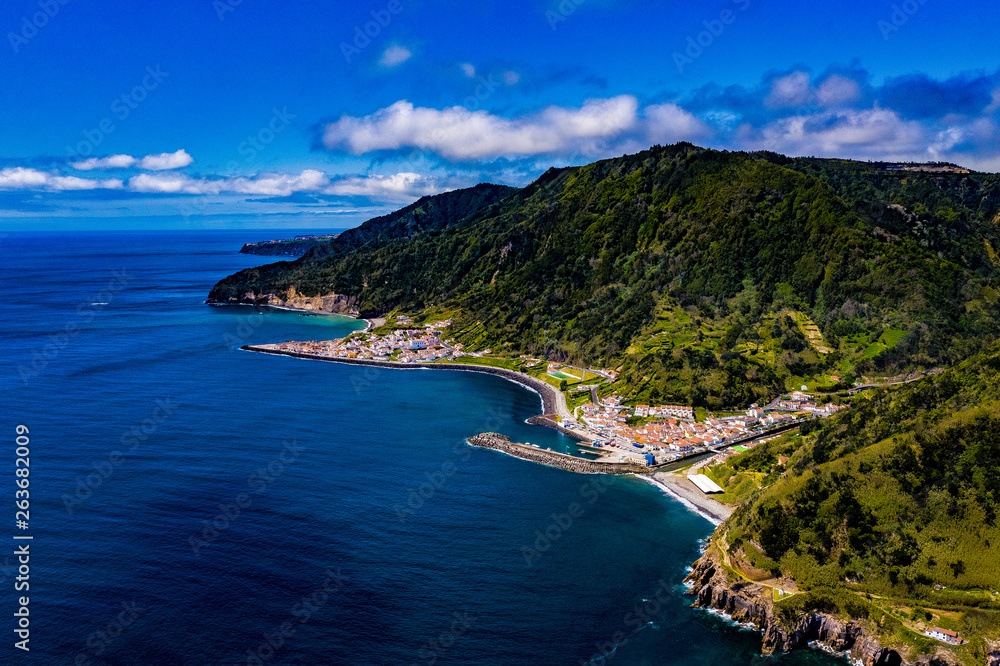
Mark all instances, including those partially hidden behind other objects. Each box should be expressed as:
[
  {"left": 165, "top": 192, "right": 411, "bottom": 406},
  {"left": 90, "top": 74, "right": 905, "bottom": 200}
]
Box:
[
  {"left": 71, "top": 149, "right": 194, "bottom": 171},
  {"left": 317, "top": 68, "right": 1000, "bottom": 171},
  {"left": 321, "top": 96, "right": 710, "bottom": 161},
  {"left": 0, "top": 163, "right": 448, "bottom": 204}
]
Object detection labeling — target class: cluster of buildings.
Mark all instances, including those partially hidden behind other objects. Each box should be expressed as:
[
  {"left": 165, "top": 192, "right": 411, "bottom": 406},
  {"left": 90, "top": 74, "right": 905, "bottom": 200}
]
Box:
[
  {"left": 274, "top": 328, "right": 451, "bottom": 363},
  {"left": 579, "top": 396, "right": 754, "bottom": 461},
  {"left": 577, "top": 390, "right": 842, "bottom": 464},
  {"left": 632, "top": 404, "right": 694, "bottom": 419}
]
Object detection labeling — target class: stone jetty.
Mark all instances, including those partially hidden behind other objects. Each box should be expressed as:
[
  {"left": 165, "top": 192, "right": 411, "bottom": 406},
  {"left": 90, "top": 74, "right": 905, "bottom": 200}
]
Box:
[{"left": 467, "top": 433, "right": 651, "bottom": 475}]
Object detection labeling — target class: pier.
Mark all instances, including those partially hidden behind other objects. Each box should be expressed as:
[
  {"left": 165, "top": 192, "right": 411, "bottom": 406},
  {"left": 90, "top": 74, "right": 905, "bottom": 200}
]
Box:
[{"left": 467, "top": 433, "right": 655, "bottom": 475}]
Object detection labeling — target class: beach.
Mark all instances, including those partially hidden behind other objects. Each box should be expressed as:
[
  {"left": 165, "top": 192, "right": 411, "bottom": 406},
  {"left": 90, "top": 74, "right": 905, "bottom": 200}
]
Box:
[{"left": 647, "top": 472, "right": 734, "bottom": 525}]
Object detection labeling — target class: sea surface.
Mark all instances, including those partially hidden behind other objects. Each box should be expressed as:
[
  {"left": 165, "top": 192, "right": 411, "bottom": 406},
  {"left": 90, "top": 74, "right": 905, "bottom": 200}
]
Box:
[{"left": 0, "top": 230, "right": 842, "bottom": 665}]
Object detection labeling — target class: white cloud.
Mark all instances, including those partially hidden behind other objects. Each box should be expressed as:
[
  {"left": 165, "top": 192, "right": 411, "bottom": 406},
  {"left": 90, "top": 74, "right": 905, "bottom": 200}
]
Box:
[
  {"left": 460, "top": 63, "right": 476, "bottom": 78},
  {"left": 766, "top": 72, "right": 813, "bottom": 108},
  {"left": 928, "top": 128, "right": 965, "bottom": 159},
  {"left": 0, "top": 167, "right": 123, "bottom": 191},
  {"left": 502, "top": 71, "right": 520, "bottom": 86},
  {"left": 816, "top": 75, "right": 861, "bottom": 107},
  {"left": 127, "top": 170, "right": 331, "bottom": 196},
  {"left": 379, "top": 45, "right": 412, "bottom": 68},
  {"left": 71, "top": 149, "right": 193, "bottom": 171},
  {"left": 71, "top": 154, "right": 138, "bottom": 170},
  {"left": 321, "top": 96, "right": 700, "bottom": 160},
  {"left": 128, "top": 173, "right": 210, "bottom": 194},
  {"left": 0, "top": 165, "right": 450, "bottom": 201},
  {"left": 985, "top": 87, "right": 1000, "bottom": 114},
  {"left": 324, "top": 172, "right": 447, "bottom": 201},
  {"left": 121, "top": 169, "right": 446, "bottom": 201},
  {"left": 738, "top": 108, "right": 929, "bottom": 160},
  {"left": 644, "top": 103, "right": 713, "bottom": 144},
  {"left": 229, "top": 170, "right": 330, "bottom": 196},
  {"left": 321, "top": 96, "right": 712, "bottom": 161},
  {"left": 138, "top": 149, "right": 194, "bottom": 170}
]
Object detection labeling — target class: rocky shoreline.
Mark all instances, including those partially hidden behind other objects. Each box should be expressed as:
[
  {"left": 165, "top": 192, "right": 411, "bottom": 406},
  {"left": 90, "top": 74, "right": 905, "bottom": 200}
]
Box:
[
  {"left": 210, "top": 288, "right": 361, "bottom": 317},
  {"left": 686, "top": 549, "right": 998, "bottom": 666}
]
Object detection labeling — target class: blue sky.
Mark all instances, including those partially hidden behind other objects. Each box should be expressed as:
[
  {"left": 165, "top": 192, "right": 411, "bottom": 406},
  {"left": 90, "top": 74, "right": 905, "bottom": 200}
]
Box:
[{"left": 2, "top": 0, "right": 1000, "bottom": 229}]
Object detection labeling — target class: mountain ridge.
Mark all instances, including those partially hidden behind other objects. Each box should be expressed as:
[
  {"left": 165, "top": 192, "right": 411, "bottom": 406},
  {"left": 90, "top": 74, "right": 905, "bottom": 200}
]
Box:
[{"left": 209, "top": 143, "right": 1000, "bottom": 410}]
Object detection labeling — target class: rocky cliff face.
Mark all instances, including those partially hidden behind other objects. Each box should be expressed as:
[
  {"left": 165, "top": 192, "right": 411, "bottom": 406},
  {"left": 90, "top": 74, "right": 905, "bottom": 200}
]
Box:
[
  {"left": 215, "top": 286, "right": 360, "bottom": 316},
  {"left": 685, "top": 551, "right": 966, "bottom": 666}
]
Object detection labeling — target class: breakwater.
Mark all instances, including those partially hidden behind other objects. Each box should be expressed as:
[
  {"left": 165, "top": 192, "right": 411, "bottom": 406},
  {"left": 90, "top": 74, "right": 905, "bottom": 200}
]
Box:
[
  {"left": 525, "top": 415, "right": 590, "bottom": 441},
  {"left": 243, "top": 345, "right": 563, "bottom": 415},
  {"left": 467, "top": 433, "right": 652, "bottom": 475}
]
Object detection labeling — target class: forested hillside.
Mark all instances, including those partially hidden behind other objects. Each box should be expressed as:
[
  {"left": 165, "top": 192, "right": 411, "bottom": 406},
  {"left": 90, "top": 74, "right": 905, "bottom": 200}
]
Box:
[
  {"left": 209, "top": 143, "right": 1000, "bottom": 409},
  {"left": 709, "top": 345, "right": 1000, "bottom": 662}
]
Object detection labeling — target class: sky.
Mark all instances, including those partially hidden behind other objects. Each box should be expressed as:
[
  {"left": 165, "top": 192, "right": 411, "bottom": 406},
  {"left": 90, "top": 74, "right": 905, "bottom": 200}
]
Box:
[{"left": 2, "top": 0, "right": 1000, "bottom": 230}]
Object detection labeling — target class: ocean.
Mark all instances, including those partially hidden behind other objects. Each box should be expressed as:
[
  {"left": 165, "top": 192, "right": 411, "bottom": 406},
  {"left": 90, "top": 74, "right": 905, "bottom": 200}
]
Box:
[{"left": 0, "top": 230, "right": 842, "bottom": 665}]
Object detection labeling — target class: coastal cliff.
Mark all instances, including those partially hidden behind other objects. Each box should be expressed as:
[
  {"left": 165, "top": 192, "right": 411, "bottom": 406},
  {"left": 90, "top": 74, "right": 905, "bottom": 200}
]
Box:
[
  {"left": 685, "top": 549, "right": 985, "bottom": 666},
  {"left": 216, "top": 286, "right": 360, "bottom": 316}
]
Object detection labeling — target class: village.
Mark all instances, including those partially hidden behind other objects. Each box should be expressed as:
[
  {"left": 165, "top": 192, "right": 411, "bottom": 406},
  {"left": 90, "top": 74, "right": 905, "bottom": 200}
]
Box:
[
  {"left": 270, "top": 319, "right": 458, "bottom": 363},
  {"left": 267, "top": 318, "right": 849, "bottom": 468},
  {"left": 569, "top": 388, "right": 846, "bottom": 466}
]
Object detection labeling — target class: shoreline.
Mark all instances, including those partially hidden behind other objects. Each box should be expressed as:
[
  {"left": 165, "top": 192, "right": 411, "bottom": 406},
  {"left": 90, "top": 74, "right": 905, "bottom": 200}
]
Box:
[
  {"left": 206, "top": 301, "right": 371, "bottom": 329},
  {"left": 645, "top": 472, "right": 734, "bottom": 526},
  {"left": 242, "top": 345, "right": 738, "bottom": 525},
  {"left": 242, "top": 344, "right": 576, "bottom": 424}
]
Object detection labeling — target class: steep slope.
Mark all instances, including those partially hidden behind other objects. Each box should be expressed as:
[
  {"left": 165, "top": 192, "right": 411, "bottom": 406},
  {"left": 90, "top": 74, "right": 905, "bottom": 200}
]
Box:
[
  {"left": 208, "top": 182, "right": 517, "bottom": 310},
  {"left": 766, "top": 155, "right": 1000, "bottom": 278},
  {"left": 691, "top": 345, "right": 1000, "bottom": 664}
]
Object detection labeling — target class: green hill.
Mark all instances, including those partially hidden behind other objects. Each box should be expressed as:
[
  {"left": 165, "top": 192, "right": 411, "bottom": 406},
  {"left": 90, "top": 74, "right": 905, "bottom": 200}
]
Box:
[
  {"left": 209, "top": 143, "right": 1000, "bottom": 410},
  {"left": 704, "top": 345, "right": 1000, "bottom": 663}
]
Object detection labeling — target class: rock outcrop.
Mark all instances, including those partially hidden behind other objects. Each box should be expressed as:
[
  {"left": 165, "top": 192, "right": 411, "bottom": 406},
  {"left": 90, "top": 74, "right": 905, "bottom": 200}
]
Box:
[
  {"left": 685, "top": 551, "right": 967, "bottom": 666},
  {"left": 228, "top": 286, "right": 359, "bottom": 316}
]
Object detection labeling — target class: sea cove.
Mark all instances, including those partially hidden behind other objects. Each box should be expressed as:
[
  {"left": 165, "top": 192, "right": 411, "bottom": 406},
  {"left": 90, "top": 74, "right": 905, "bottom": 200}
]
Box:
[{"left": 0, "top": 230, "right": 843, "bottom": 664}]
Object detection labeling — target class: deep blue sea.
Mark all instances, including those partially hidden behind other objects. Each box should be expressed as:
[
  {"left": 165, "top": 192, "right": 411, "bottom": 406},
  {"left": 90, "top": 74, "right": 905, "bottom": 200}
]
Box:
[{"left": 0, "top": 230, "right": 841, "bottom": 665}]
